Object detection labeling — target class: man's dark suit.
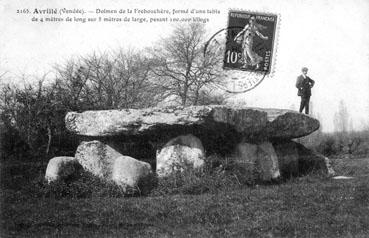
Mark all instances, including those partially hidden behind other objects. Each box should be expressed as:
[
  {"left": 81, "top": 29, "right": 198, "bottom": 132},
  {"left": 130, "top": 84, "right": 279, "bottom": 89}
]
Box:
[{"left": 296, "top": 75, "right": 315, "bottom": 114}]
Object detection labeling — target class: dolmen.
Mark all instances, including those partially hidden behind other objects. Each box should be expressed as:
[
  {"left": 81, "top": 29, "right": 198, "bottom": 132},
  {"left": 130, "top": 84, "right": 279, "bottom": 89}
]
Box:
[{"left": 45, "top": 105, "right": 335, "bottom": 193}]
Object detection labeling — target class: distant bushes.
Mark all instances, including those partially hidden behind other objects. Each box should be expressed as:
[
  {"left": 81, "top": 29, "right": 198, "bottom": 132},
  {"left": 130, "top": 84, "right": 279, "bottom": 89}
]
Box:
[{"left": 301, "top": 130, "right": 369, "bottom": 158}]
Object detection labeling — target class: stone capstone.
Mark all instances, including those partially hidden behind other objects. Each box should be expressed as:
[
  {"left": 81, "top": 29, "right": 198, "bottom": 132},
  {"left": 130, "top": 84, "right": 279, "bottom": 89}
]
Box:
[
  {"left": 65, "top": 105, "right": 319, "bottom": 140},
  {"left": 45, "top": 156, "right": 81, "bottom": 183}
]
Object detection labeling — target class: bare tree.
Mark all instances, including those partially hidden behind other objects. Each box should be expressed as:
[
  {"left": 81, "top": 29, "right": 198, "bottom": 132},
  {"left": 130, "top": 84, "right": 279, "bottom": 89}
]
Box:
[
  {"left": 150, "top": 23, "right": 224, "bottom": 106},
  {"left": 54, "top": 49, "right": 162, "bottom": 110},
  {"left": 54, "top": 59, "right": 94, "bottom": 111},
  {"left": 334, "top": 100, "right": 349, "bottom": 133},
  {"left": 0, "top": 73, "right": 59, "bottom": 154},
  {"left": 112, "top": 49, "right": 165, "bottom": 108},
  {"left": 0, "top": 71, "right": 7, "bottom": 82}
]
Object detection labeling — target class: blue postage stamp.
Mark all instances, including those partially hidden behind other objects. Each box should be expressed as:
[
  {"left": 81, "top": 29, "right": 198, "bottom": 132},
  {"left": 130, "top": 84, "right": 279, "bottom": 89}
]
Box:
[{"left": 223, "top": 10, "right": 278, "bottom": 74}]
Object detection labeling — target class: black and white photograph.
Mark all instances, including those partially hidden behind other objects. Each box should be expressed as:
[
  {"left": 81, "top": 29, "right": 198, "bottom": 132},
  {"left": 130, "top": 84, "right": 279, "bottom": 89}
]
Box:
[{"left": 0, "top": 0, "right": 369, "bottom": 237}]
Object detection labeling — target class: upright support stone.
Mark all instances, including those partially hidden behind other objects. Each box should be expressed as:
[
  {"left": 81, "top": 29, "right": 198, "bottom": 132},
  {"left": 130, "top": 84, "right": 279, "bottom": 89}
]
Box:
[
  {"left": 234, "top": 142, "right": 258, "bottom": 170},
  {"left": 75, "top": 141, "right": 120, "bottom": 178},
  {"left": 294, "top": 141, "right": 335, "bottom": 176},
  {"left": 164, "top": 134, "right": 205, "bottom": 152},
  {"left": 234, "top": 142, "right": 280, "bottom": 181},
  {"left": 273, "top": 141, "right": 299, "bottom": 178},
  {"left": 256, "top": 142, "right": 280, "bottom": 180},
  {"left": 156, "top": 134, "right": 205, "bottom": 177},
  {"left": 75, "top": 140, "right": 154, "bottom": 192},
  {"left": 45, "top": 156, "right": 81, "bottom": 183},
  {"left": 111, "top": 155, "right": 153, "bottom": 193}
]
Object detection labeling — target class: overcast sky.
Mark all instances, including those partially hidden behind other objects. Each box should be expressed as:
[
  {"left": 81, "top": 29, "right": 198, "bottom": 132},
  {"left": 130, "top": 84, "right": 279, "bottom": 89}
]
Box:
[{"left": 1, "top": 0, "right": 368, "bottom": 132}]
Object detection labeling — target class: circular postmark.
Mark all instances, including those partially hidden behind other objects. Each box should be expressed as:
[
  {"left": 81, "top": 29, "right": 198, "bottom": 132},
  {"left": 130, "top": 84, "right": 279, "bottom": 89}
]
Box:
[{"left": 204, "top": 10, "right": 278, "bottom": 94}]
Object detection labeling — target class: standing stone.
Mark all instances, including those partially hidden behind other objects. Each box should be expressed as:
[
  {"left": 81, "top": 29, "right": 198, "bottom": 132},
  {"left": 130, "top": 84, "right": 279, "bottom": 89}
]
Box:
[
  {"left": 75, "top": 140, "right": 153, "bottom": 191},
  {"left": 234, "top": 142, "right": 258, "bottom": 169},
  {"left": 256, "top": 142, "right": 281, "bottom": 180},
  {"left": 165, "top": 134, "right": 205, "bottom": 152},
  {"left": 273, "top": 141, "right": 299, "bottom": 178},
  {"left": 75, "top": 141, "right": 121, "bottom": 178},
  {"left": 45, "top": 156, "right": 80, "bottom": 183},
  {"left": 294, "top": 141, "right": 335, "bottom": 176},
  {"left": 233, "top": 143, "right": 259, "bottom": 183},
  {"left": 234, "top": 142, "right": 280, "bottom": 181},
  {"left": 324, "top": 157, "right": 336, "bottom": 177},
  {"left": 156, "top": 134, "right": 205, "bottom": 177},
  {"left": 111, "top": 155, "right": 154, "bottom": 193}
]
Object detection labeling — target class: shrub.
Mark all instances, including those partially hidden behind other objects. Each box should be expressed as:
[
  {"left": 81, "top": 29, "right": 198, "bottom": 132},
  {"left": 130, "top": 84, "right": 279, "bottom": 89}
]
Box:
[
  {"left": 26, "top": 171, "right": 130, "bottom": 199},
  {"left": 311, "top": 131, "right": 369, "bottom": 158},
  {"left": 316, "top": 136, "right": 336, "bottom": 156},
  {"left": 151, "top": 154, "right": 255, "bottom": 196}
]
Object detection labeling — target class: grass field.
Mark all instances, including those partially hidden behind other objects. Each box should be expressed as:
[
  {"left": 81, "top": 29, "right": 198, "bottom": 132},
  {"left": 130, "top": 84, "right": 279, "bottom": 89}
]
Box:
[{"left": 1, "top": 157, "right": 369, "bottom": 237}]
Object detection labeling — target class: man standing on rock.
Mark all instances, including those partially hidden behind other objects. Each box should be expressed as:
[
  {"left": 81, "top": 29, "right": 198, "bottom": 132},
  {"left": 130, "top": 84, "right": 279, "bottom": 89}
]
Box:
[{"left": 296, "top": 67, "right": 315, "bottom": 114}]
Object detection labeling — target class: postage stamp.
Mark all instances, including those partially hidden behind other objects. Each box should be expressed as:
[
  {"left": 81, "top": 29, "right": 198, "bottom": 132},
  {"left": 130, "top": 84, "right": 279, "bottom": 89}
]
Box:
[{"left": 223, "top": 10, "right": 278, "bottom": 74}]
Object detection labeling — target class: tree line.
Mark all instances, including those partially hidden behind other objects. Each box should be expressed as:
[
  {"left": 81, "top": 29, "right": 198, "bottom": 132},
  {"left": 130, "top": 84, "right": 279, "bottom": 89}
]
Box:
[{"left": 0, "top": 23, "right": 226, "bottom": 160}]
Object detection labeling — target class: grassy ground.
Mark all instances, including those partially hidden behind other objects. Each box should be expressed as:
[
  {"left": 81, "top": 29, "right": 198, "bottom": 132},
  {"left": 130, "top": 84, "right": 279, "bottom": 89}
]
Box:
[{"left": 1, "top": 157, "right": 369, "bottom": 237}]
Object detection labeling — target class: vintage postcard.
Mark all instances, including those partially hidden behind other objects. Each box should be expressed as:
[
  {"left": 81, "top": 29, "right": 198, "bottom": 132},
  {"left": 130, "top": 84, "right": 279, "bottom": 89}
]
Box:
[{"left": 1, "top": 0, "right": 369, "bottom": 237}]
